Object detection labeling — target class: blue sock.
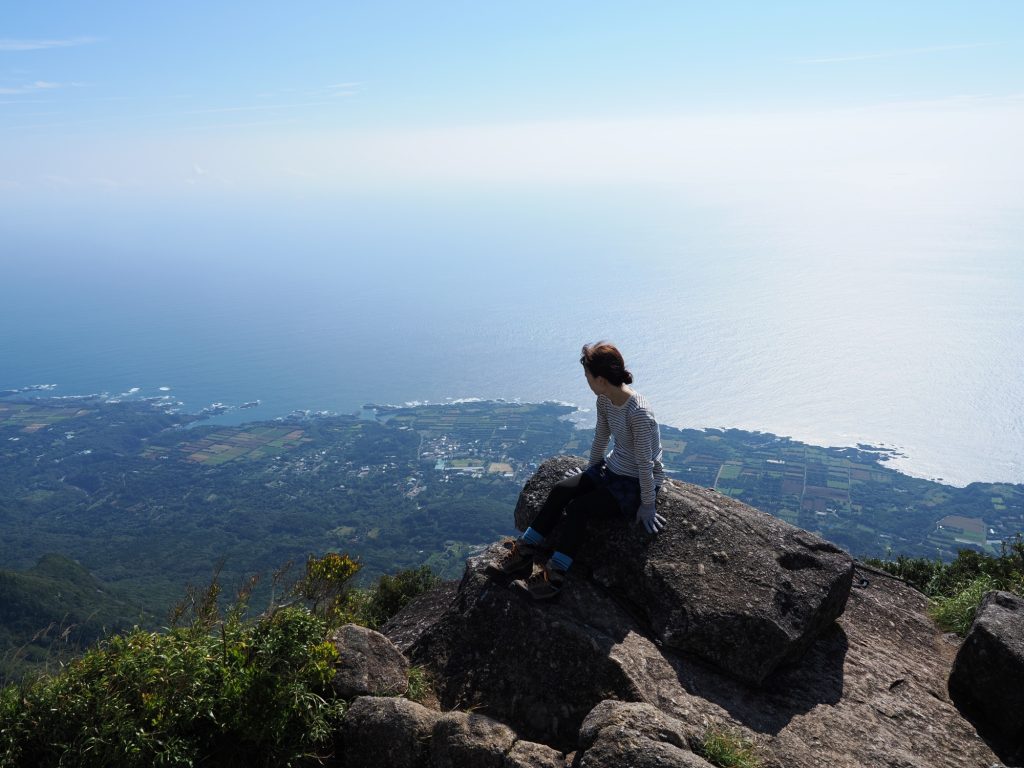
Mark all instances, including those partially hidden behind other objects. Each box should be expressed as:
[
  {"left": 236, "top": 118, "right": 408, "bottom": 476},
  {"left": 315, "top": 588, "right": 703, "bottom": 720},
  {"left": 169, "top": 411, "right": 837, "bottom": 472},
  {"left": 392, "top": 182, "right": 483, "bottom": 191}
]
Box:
[
  {"left": 522, "top": 527, "right": 544, "bottom": 546},
  {"left": 549, "top": 551, "right": 573, "bottom": 572}
]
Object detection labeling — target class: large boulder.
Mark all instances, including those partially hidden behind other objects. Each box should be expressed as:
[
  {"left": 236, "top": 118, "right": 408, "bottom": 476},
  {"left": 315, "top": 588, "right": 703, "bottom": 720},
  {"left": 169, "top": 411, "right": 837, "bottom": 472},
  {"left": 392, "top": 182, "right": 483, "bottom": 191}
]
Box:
[
  {"left": 948, "top": 589, "right": 1024, "bottom": 764},
  {"left": 514, "top": 456, "right": 855, "bottom": 685},
  {"left": 393, "top": 543, "right": 669, "bottom": 749},
  {"left": 339, "top": 696, "right": 440, "bottom": 768},
  {"left": 330, "top": 623, "right": 410, "bottom": 699}
]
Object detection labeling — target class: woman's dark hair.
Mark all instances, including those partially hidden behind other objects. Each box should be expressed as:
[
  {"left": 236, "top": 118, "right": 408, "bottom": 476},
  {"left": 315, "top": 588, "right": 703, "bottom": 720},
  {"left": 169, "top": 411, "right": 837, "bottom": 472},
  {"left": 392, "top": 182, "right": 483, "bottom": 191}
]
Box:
[{"left": 580, "top": 341, "right": 634, "bottom": 386}]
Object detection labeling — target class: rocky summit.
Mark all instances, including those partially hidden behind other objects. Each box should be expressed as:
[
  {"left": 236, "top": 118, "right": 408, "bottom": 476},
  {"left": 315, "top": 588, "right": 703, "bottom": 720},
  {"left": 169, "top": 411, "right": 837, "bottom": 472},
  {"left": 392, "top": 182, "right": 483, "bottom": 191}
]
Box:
[
  {"left": 376, "top": 457, "right": 1007, "bottom": 767},
  {"left": 514, "top": 456, "right": 856, "bottom": 685}
]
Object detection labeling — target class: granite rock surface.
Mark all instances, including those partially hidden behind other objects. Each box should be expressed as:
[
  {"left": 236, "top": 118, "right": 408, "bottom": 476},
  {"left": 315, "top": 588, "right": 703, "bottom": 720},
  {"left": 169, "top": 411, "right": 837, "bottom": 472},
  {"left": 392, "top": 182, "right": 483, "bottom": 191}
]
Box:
[
  {"left": 948, "top": 589, "right": 1024, "bottom": 765},
  {"left": 514, "top": 456, "right": 855, "bottom": 685}
]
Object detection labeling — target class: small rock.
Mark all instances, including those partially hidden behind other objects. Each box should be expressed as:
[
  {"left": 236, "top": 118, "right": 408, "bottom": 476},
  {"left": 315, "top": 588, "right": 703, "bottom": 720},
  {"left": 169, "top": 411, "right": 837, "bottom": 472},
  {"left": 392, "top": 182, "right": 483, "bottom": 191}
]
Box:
[
  {"left": 574, "top": 700, "right": 713, "bottom": 768},
  {"left": 339, "top": 696, "right": 439, "bottom": 768},
  {"left": 430, "top": 710, "right": 516, "bottom": 768},
  {"left": 330, "top": 623, "right": 409, "bottom": 699},
  {"left": 505, "top": 739, "right": 565, "bottom": 768}
]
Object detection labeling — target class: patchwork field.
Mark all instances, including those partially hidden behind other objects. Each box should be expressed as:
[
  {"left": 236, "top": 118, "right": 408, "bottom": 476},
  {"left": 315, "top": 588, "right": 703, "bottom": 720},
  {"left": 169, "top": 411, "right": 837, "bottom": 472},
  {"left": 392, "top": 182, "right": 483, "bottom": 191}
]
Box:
[
  {"left": 142, "top": 426, "right": 312, "bottom": 464},
  {"left": 0, "top": 402, "right": 91, "bottom": 432}
]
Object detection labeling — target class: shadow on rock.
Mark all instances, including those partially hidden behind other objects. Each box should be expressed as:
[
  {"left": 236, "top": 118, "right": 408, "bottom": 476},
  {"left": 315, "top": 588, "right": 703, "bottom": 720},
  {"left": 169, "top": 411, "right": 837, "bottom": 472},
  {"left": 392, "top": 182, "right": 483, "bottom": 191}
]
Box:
[{"left": 664, "top": 621, "right": 849, "bottom": 735}]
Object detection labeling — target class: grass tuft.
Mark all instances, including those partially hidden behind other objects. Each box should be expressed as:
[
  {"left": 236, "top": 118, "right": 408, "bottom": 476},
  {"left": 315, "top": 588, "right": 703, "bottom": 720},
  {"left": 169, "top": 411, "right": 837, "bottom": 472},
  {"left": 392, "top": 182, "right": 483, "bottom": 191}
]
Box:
[
  {"left": 698, "top": 726, "right": 761, "bottom": 768},
  {"left": 928, "top": 574, "right": 997, "bottom": 634},
  {"left": 405, "top": 665, "right": 433, "bottom": 704}
]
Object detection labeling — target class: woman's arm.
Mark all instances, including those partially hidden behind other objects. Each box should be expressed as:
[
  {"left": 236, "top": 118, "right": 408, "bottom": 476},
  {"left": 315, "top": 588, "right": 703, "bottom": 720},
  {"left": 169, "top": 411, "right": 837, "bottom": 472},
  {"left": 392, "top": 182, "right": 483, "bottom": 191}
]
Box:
[
  {"left": 588, "top": 398, "right": 610, "bottom": 467},
  {"left": 630, "top": 409, "right": 659, "bottom": 507}
]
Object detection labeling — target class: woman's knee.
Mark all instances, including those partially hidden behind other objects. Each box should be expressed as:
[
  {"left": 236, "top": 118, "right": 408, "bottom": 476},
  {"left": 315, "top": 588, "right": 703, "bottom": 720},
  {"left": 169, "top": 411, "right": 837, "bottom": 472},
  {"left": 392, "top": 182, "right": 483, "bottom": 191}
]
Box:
[
  {"left": 563, "top": 496, "right": 592, "bottom": 523},
  {"left": 565, "top": 489, "right": 618, "bottom": 522}
]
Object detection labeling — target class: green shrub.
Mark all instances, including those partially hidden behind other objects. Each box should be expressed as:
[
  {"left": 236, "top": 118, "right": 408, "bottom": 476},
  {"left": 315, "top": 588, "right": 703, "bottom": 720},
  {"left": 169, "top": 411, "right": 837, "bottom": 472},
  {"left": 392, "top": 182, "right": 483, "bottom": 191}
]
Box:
[
  {"left": 294, "top": 552, "right": 362, "bottom": 620},
  {"left": 352, "top": 565, "right": 441, "bottom": 629},
  {"left": 698, "top": 726, "right": 761, "bottom": 768},
  {"left": 0, "top": 605, "right": 345, "bottom": 768},
  {"left": 862, "top": 554, "right": 945, "bottom": 595},
  {"left": 0, "top": 556, "right": 441, "bottom": 767}
]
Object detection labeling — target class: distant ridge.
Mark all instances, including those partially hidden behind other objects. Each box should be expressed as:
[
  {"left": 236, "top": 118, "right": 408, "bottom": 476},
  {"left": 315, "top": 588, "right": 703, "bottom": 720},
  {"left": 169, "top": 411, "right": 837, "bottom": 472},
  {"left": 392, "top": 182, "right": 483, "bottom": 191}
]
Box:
[{"left": 0, "top": 554, "right": 147, "bottom": 683}]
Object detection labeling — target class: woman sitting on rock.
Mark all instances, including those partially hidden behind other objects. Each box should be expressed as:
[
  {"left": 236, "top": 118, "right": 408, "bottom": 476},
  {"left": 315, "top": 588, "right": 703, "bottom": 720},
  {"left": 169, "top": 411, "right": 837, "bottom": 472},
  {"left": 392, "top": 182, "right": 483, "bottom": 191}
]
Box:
[{"left": 491, "top": 341, "right": 667, "bottom": 599}]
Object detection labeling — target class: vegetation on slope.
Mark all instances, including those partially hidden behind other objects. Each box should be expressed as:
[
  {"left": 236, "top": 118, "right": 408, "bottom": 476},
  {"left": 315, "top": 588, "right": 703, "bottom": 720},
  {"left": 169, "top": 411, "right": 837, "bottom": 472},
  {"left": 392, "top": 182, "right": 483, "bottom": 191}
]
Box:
[
  {"left": 866, "top": 534, "right": 1024, "bottom": 634},
  {"left": 0, "top": 554, "right": 439, "bottom": 768},
  {"left": 0, "top": 554, "right": 148, "bottom": 684}
]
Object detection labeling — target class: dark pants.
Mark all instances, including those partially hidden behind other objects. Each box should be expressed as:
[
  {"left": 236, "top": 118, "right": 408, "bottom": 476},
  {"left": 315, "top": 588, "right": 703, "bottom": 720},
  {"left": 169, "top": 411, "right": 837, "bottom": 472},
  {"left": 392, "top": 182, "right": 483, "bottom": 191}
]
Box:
[{"left": 529, "top": 471, "right": 622, "bottom": 559}]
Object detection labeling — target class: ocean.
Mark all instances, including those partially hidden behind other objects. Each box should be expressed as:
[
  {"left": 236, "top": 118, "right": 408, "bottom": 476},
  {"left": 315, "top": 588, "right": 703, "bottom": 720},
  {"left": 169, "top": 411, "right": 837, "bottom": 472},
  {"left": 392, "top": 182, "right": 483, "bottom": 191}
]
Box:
[{"left": 2, "top": 191, "right": 1022, "bottom": 487}]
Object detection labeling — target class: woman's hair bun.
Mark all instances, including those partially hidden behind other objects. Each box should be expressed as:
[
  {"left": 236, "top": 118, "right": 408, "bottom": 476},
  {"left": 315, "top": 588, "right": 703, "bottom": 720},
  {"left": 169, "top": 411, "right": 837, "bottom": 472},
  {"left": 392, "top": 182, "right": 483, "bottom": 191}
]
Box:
[{"left": 580, "top": 342, "right": 633, "bottom": 387}]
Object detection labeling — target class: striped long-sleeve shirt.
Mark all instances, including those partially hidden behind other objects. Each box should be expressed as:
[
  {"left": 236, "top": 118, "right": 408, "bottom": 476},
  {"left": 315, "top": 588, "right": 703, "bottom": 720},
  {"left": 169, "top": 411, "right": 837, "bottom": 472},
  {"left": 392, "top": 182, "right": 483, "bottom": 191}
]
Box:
[{"left": 588, "top": 391, "right": 665, "bottom": 506}]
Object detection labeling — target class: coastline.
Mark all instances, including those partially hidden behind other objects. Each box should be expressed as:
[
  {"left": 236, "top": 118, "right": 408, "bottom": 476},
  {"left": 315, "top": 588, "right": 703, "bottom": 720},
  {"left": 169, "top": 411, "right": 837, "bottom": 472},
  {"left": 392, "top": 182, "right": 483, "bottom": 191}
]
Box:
[{"left": 2, "top": 385, "right": 1018, "bottom": 490}]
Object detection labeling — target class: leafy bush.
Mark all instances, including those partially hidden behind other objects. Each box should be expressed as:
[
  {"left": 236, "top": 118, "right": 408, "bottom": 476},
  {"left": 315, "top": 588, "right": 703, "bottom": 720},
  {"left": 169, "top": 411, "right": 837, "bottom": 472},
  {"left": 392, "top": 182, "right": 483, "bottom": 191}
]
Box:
[
  {"left": 0, "top": 554, "right": 441, "bottom": 766},
  {"left": 698, "top": 726, "right": 761, "bottom": 768},
  {"left": 294, "top": 552, "right": 362, "bottom": 619},
  {"left": 862, "top": 553, "right": 945, "bottom": 595},
  {"left": 0, "top": 558, "right": 357, "bottom": 768},
  {"left": 0, "top": 605, "right": 344, "bottom": 768},
  {"left": 349, "top": 565, "right": 441, "bottom": 630}
]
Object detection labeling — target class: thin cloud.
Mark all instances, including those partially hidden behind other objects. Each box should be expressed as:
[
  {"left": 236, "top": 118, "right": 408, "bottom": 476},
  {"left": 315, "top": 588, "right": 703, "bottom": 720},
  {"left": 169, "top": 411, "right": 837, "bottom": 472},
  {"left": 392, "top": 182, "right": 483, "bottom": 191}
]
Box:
[
  {"left": 841, "top": 92, "right": 1024, "bottom": 114},
  {"left": 181, "top": 117, "right": 302, "bottom": 132},
  {"left": 91, "top": 177, "right": 130, "bottom": 189},
  {"left": 0, "top": 98, "right": 340, "bottom": 131},
  {"left": 254, "top": 84, "right": 360, "bottom": 100},
  {"left": 0, "top": 80, "right": 66, "bottom": 95},
  {"left": 0, "top": 36, "right": 99, "bottom": 52},
  {"left": 801, "top": 42, "right": 999, "bottom": 64},
  {"left": 178, "top": 100, "right": 342, "bottom": 116}
]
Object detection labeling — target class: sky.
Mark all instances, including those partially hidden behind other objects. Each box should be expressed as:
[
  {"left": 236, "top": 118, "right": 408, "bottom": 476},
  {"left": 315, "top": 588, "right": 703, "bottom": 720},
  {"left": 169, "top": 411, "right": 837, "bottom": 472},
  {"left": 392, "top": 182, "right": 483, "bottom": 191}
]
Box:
[{"left": 1, "top": 1, "right": 1022, "bottom": 216}]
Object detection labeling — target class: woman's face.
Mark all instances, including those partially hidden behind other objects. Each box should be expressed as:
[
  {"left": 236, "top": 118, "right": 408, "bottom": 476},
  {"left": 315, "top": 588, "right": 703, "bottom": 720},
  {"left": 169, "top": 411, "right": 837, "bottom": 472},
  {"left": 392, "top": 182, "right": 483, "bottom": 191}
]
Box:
[{"left": 584, "top": 366, "right": 601, "bottom": 395}]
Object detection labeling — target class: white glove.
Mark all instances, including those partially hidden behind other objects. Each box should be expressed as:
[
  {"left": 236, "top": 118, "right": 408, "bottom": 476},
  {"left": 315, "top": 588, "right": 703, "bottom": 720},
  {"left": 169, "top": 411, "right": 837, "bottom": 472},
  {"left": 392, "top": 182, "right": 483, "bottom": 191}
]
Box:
[{"left": 636, "top": 503, "right": 666, "bottom": 534}]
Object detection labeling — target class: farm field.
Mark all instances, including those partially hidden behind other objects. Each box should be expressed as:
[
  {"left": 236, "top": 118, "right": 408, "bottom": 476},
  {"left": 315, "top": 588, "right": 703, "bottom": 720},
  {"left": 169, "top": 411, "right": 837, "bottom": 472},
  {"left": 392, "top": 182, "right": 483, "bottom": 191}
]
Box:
[{"left": 142, "top": 426, "right": 312, "bottom": 464}]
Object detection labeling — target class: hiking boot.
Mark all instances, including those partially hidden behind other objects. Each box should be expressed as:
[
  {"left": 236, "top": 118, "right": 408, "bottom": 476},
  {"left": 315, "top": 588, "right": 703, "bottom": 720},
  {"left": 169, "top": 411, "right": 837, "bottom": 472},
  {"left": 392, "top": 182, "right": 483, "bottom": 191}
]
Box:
[
  {"left": 486, "top": 539, "right": 539, "bottom": 579},
  {"left": 517, "top": 564, "right": 566, "bottom": 601}
]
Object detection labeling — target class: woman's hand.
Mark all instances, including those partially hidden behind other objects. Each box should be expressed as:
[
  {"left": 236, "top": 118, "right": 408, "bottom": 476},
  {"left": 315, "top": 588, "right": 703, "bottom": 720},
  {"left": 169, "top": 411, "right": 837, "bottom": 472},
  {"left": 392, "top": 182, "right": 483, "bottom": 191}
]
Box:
[{"left": 636, "top": 503, "right": 666, "bottom": 534}]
